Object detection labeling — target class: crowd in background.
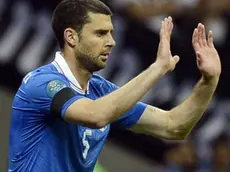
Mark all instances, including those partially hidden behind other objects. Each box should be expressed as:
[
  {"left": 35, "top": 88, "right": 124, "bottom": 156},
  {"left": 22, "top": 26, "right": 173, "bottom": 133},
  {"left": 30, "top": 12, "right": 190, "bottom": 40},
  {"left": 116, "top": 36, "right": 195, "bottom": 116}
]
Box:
[{"left": 106, "top": 0, "right": 230, "bottom": 171}]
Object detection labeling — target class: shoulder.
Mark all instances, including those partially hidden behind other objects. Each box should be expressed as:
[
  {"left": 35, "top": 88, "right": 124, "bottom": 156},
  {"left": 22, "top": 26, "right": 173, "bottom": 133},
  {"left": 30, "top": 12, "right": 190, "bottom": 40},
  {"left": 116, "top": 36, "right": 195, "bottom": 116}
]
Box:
[
  {"left": 21, "top": 64, "right": 70, "bottom": 98},
  {"left": 23, "top": 64, "right": 68, "bottom": 85},
  {"left": 91, "top": 74, "right": 119, "bottom": 91}
]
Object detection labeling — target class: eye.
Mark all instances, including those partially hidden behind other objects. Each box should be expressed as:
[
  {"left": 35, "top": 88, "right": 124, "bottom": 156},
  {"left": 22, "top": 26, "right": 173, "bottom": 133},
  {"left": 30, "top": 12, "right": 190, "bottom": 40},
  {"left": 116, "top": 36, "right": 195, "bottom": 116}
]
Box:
[
  {"left": 110, "top": 30, "right": 114, "bottom": 36},
  {"left": 96, "top": 30, "right": 108, "bottom": 37}
]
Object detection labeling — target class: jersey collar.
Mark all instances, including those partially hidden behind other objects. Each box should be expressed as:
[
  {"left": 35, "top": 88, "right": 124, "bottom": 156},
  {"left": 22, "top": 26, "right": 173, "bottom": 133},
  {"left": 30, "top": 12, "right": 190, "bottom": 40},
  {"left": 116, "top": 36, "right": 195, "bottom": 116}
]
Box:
[{"left": 52, "top": 51, "right": 89, "bottom": 94}]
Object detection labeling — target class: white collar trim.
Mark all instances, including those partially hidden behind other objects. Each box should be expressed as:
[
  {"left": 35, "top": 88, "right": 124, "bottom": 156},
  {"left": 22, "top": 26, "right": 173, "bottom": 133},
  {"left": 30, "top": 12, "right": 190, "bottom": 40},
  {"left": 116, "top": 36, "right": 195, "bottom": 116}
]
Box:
[{"left": 52, "top": 51, "right": 89, "bottom": 94}]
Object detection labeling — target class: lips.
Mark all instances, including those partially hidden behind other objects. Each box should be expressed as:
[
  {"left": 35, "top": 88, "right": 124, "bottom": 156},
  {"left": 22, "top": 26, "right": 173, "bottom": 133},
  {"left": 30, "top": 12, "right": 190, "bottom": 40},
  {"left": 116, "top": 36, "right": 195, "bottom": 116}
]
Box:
[
  {"left": 100, "top": 54, "right": 109, "bottom": 60},
  {"left": 100, "top": 52, "right": 110, "bottom": 61},
  {"left": 101, "top": 54, "right": 109, "bottom": 57},
  {"left": 101, "top": 52, "right": 111, "bottom": 56},
  {"left": 100, "top": 51, "right": 111, "bottom": 61}
]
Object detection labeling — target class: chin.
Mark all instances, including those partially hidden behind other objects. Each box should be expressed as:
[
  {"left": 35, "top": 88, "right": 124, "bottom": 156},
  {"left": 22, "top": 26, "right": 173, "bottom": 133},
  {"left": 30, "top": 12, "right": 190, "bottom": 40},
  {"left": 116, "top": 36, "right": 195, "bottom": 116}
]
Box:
[
  {"left": 96, "top": 64, "right": 106, "bottom": 71},
  {"left": 89, "top": 63, "right": 106, "bottom": 73}
]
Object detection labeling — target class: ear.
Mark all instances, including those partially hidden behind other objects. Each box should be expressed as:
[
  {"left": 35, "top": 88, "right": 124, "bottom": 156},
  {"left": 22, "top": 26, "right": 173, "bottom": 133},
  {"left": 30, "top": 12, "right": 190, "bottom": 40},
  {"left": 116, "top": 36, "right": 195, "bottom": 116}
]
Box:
[{"left": 64, "top": 28, "right": 79, "bottom": 47}]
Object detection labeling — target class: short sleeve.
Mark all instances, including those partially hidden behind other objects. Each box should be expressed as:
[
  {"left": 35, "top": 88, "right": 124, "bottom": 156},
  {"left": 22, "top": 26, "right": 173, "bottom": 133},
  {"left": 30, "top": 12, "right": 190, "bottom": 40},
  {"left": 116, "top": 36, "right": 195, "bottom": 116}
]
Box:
[
  {"left": 112, "top": 102, "right": 147, "bottom": 129},
  {"left": 23, "top": 72, "right": 84, "bottom": 118},
  {"left": 103, "top": 79, "right": 147, "bottom": 129}
]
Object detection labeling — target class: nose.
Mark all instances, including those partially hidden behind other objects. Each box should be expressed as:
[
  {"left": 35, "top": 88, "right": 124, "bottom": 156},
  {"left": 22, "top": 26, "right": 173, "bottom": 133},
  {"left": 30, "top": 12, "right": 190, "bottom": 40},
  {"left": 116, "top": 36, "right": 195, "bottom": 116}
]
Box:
[
  {"left": 106, "top": 35, "right": 116, "bottom": 48},
  {"left": 110, "top": 37, "right": 116, "bottom": 47}
]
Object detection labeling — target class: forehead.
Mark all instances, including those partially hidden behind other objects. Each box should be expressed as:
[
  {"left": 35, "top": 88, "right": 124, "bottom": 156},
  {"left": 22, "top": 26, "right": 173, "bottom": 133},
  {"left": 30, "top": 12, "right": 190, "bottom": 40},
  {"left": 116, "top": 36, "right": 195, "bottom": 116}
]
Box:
[{"left": 83, "top": 12, "right": 113, "bottom": 31}]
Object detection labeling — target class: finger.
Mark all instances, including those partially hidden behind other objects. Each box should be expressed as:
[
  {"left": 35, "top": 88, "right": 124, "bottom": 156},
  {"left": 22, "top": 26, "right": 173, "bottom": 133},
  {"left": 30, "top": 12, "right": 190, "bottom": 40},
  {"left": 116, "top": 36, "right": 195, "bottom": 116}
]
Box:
[
  {"left": 168, "top": 16, "right": 173, "bottom": 41},
  {"left": 173, "top": 55, "right": 180, "bottom": 65},
  {"left": 192, "top": 28, "right": 200, "bottom": 51},
  {"left": 208, "top": 30, "right": 214, "bottom": 48},
  {"left": 160, "top": 21, "right": 165, "bottom": 40},
  {"left": 201, "top": 24, "right": 207, "bottom": 46},
  {"left": 196, "top": 53, "right": 202, "bottom": 66},
  {"left": 168, "top": 16, "right": 172, "bottom": 21},
  {"left": 166, "top": 17, "right": 173, "bottom": 41},
  {"left": 164, "top": 18, "right": 169, "bottom": 40},
  {"left": 167, "top": 17, "right": 171, "bottom": 32},
  {"left": 196, "top": 52, "right": 203, "bottom": 65},
  {"left": 198, "top": 23, "right": 204, "bottom": 47},
  {"left": 169, "top": 55, "right": 180, "bottom": 71}
]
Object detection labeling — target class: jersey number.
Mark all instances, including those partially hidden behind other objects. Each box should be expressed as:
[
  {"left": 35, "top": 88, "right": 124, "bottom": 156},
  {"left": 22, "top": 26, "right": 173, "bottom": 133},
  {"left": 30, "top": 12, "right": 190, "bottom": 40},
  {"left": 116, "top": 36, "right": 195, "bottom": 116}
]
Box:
[{"left": 82, "top": 129, "right": 92, "bottom": 159}]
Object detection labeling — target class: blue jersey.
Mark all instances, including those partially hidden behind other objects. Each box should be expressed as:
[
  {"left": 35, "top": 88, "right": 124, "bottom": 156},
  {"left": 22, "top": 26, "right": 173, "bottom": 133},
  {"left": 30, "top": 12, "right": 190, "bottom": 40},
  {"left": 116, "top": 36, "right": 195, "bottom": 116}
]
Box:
[{"left": 8, "top": 52, "right": 147, "bottom": 172}]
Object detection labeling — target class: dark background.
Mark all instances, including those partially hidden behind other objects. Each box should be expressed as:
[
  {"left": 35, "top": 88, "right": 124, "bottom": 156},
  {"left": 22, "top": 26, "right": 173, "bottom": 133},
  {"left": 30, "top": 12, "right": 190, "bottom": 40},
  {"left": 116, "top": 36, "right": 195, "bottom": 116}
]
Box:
[{"left": 1, "top": 0, "right": 230, "bottom": 171}]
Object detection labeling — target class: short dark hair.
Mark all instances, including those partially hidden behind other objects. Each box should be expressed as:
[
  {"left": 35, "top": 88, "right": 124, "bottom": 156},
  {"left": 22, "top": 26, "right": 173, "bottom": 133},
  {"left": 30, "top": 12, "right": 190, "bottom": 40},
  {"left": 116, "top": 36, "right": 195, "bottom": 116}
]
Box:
[{"left": 52, "top": 0, "right": 112, "bottom": 49}]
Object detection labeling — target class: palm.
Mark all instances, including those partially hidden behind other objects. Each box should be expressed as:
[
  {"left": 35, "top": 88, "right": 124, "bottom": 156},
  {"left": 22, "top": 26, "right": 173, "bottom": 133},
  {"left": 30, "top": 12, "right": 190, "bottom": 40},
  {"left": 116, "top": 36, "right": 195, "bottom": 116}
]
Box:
[
  {"left": 156, "top": 17, "right": 179, "bottom": 72},
  {"left": 192, "top": 24, "right": 221, "bottom": 80}
]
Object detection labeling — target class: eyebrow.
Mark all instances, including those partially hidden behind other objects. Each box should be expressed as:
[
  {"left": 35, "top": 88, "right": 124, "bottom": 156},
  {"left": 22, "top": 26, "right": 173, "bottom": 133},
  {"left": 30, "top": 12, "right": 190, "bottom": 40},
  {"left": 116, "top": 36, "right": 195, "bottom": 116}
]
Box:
[{"left": 95, "top": 28, "right": 114, "bottom": 33}]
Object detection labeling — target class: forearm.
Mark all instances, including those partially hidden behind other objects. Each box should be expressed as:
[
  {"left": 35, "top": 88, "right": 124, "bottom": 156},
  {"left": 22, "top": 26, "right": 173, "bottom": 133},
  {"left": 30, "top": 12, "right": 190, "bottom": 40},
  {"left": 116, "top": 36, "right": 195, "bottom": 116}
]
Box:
[
  {"left": 64, "top": 17, "right": 177, "bottom": 129},
  {"left": 168, "top": 76, "right": 219, "bottom": 138},
  {"left": 93, "top": 63, "right": 167, "bottom": 124}
]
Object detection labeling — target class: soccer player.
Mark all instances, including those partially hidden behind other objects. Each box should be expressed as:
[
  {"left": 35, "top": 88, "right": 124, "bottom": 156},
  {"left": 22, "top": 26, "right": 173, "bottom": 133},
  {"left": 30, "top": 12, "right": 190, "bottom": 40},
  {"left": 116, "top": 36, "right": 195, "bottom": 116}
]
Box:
[{"left": 8, "top": 0, "right": 221, "bottom": 171}]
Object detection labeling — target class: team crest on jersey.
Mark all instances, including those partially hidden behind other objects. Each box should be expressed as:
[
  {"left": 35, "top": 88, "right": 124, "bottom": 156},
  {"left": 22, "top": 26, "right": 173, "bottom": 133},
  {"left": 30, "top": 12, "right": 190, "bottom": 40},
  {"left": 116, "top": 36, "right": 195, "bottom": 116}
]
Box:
[{"left": 46, "top": 80, "right": 67, "bottom": 98}]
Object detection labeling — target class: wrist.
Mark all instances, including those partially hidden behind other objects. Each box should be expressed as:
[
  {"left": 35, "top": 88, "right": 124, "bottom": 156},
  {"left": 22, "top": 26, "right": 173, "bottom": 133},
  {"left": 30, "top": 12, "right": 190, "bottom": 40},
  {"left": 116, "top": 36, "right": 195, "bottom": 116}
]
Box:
[
  {"left": 200, "top": 75, "right": 219, "bottom": 85},
  {"left": 150, "top": 62, "right": 168, "bottom": 77}
]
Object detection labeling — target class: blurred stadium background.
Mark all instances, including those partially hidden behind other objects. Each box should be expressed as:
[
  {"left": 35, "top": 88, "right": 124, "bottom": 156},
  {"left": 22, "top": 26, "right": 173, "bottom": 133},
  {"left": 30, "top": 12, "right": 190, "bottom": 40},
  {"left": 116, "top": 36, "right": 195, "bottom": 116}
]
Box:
[{"left": 1, "top": 0, "right": 230, "bottom": 171}]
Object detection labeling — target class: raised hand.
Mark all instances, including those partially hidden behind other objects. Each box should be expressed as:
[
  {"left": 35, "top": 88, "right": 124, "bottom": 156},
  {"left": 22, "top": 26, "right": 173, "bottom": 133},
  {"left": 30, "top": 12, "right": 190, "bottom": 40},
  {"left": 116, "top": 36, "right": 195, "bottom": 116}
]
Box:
[
  {"left": 192, "top": 23, "right": 221, "bottom": 81},
  {"left": 156, "top": 16, "right": 180, "bottom": 72}
]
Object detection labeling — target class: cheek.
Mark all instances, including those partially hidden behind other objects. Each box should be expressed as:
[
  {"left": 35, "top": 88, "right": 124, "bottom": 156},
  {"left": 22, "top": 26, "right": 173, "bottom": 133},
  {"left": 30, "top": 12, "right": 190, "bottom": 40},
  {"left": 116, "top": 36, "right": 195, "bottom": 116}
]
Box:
[{"left": 80, "top": 38, "right": 103, "bottom": 56}]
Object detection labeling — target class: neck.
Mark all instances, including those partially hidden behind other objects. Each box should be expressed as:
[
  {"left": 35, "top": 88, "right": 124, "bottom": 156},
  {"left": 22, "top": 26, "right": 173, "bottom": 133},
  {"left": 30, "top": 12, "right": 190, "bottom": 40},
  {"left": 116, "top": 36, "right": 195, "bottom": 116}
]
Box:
[{"left": 61, "top": 49, "right": 92, "bottom": 92}]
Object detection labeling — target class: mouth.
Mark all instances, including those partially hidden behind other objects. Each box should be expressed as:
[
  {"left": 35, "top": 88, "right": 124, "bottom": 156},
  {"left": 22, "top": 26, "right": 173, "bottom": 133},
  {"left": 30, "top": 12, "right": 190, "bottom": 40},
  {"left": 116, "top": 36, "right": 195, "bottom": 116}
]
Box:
[{"left": 100, "top": 52, "right": 111, "bottom": 60}]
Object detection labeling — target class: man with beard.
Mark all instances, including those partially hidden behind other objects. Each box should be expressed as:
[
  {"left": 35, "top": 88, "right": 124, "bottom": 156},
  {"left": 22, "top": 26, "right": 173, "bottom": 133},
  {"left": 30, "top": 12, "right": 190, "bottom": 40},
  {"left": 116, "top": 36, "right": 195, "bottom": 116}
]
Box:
[{"left": 8, "top": 0, "right": 221, "bottom": 171}]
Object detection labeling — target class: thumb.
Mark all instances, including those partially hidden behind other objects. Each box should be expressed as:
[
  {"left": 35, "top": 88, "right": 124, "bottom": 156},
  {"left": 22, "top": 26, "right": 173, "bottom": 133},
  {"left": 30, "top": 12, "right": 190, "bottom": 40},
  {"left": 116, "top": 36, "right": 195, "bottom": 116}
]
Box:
[
  {"left": 196, "top": 52, "right": 203, "bottom": 59},
  {"left": 173, "top": 55, "right": 180, "bottom": 65},
  {"left": 196, "top": 52, "right": 203, "bottom": 66}
]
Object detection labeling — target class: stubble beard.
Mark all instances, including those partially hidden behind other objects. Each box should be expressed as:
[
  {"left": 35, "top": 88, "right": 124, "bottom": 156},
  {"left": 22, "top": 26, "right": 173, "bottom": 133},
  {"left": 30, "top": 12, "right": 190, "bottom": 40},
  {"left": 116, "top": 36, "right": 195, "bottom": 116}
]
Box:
[{"left": 76, "top": 52, "right": 106, "bottom": 73}]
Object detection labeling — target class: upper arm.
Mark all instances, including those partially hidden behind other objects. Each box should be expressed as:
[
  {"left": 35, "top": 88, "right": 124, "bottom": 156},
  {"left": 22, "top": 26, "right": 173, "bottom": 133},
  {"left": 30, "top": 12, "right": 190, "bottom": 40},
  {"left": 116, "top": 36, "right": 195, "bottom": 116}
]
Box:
[
  {"left": 24, "top": 72, "right": 71, "bottom": 116},
  {"left": 129, "top": 105, "right": 173, "bottom": 140},
  {"left": 47, "top": 84, "right": 105, "bottom": 128},
  {"left": 63, "top": 98, "right": 105, "bottom": 128},
  {"left": 111, "top": 102, "right": 147, "bottom": 129},
  {"left": 24, "top": 72, "right": 89, "bottom": 124},
  {"left": 23, "top": 72, "right": 113, "bottom": 128}
]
